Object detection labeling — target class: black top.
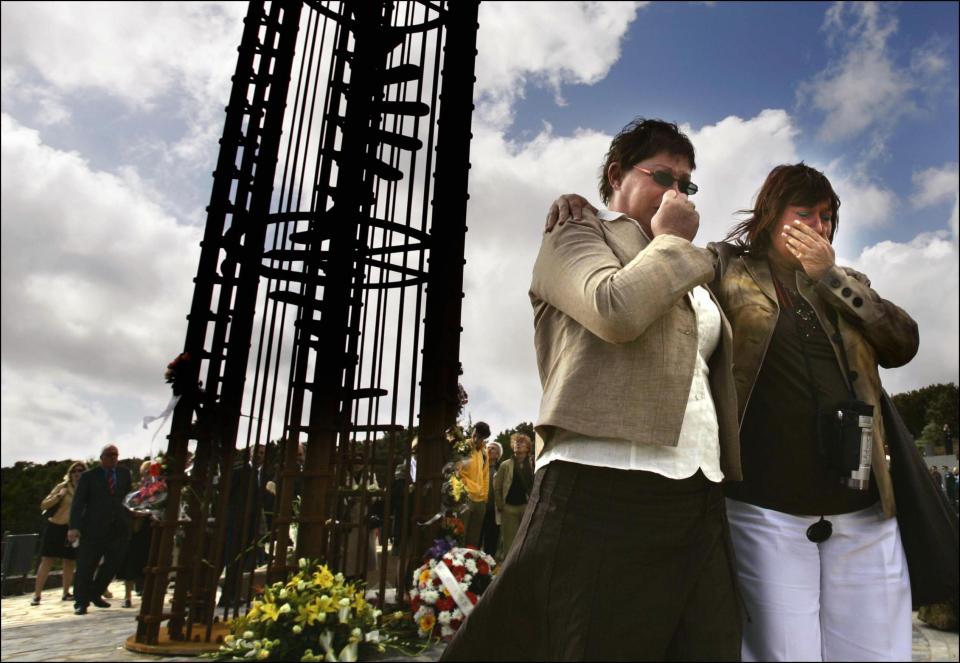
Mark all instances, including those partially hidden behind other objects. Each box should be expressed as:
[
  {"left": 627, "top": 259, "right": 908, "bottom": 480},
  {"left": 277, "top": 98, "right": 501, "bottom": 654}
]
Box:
[
  {"left": 725, "top": 284, "right": 879, "bottom": 515},
  {"left": 506, "top": 459, "right": 533, "bottom": 506}
]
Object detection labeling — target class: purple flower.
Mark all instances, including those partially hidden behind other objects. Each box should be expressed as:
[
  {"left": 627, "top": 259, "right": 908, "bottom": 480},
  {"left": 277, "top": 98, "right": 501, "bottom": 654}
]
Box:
[{"left": 425, "top": 537, "right": 456, "bottom": 561}]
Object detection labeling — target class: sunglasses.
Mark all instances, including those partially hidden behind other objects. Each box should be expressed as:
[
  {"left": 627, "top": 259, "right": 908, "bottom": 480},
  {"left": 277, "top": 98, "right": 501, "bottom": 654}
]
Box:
[{"left": 632, "top": 165, "right": 699, "bottom": 195}]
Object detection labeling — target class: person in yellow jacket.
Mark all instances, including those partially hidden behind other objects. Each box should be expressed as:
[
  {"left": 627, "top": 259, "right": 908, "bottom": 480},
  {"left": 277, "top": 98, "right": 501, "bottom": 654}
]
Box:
[{"left": 457, "top": 421, "right": 490, "bottom": 547}]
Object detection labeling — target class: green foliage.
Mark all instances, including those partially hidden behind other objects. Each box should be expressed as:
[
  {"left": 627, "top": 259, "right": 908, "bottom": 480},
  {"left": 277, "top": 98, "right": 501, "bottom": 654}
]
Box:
[
  {"left": 918, "top": 422, "right": 943, "bottom": 449},
  {"left": 890, "top": 383, "right": 958, "bottom": 439}
]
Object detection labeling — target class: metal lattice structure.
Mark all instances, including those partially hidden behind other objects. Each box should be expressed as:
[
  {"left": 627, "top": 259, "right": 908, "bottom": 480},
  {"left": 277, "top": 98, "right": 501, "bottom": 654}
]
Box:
[{"left": 133, "top": 0, "right": 478, "bottom": 648}]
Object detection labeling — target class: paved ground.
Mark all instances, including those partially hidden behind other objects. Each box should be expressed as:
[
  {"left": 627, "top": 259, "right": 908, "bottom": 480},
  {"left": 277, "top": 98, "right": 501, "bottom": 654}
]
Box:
[{"left": 2, "top": 579, "right": 957, "bottom": 661}]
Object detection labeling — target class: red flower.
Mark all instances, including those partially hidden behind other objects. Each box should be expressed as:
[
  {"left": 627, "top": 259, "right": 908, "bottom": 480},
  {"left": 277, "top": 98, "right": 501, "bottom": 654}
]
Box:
[
  {"left": 450, "top": 618, "right": 462, "bottom": 630},
  {"left": 466, "top": 591, "right": 477, "bottom": 605},
  {"left": 411, "top": 597, "right": 421, "bottom": 612},
  {"left": 443, "top": 559, "right": 455, "bottom": 570},
  {"left": 433, "top": 578, "right": 441, "bottom": 588},
  {"left": 436, "top": 596, "right": 455, "bottom": 612},
  {"left": 452, "top": 566, "right": 466, "bottom": 582},
  {"left": 477, "top": 560, "right": 489, "bottom": 575},
  {"left": 149, "top": 462, "right": 161, "bottom": 477}
]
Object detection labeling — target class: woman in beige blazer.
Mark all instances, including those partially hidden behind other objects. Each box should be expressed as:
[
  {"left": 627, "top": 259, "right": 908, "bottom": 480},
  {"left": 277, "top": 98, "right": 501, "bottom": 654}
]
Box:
[{"left": 31, "top": 461, "right": 86, "bottom": 605}]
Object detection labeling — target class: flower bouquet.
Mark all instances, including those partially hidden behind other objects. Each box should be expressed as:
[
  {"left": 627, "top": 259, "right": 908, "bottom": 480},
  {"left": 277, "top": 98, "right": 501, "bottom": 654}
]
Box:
[
  {"left": 123, "top": 454, "right": 170, "bottom": 516},
  {"left": 410, "top": 546, "right": 497, "bottom": 640},
  {"left": 445, "top": 425, "right": 474, "bottom": 459},
  {"left": 208, "top": 559, "right": 409, "bottom": 661}
]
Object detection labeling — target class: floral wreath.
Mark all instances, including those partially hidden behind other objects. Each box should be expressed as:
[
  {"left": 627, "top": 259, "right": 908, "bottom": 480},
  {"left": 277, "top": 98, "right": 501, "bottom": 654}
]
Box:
[{"left": 410, "top": 545, "right": 496, "bottom": 640}]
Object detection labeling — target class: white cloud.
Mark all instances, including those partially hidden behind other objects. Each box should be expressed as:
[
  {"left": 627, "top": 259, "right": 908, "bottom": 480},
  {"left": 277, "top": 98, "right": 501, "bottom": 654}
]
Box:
[
  {"left": 0, "top": 1, "right": 244, "bottom": 112},
  {"left": 851, "top": 233, "right": 960, "bottom": 395},
  {"left": 910, "top": 162, "right": 959, "bottom": 210},
  {"left": 801, "top": 3, "right": 911, "bottom": 144},
  {"left": 799, "top": 2, "right": 951, "bottom": 157},
  {"left": 1, "top": 113, "right": 201, "bottom": 463},
  {"left": 475, "top": 2, "right": 647, "bottom": 129}
]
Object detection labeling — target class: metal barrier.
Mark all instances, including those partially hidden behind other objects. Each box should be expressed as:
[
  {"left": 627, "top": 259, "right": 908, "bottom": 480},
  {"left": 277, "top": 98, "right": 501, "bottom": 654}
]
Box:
[{"left": 1, "top": 533, "right": 39, "bottom": 595}]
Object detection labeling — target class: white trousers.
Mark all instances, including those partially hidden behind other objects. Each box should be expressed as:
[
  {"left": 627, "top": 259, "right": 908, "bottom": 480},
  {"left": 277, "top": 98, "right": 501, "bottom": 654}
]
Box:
[{"left": 726, "top": 499, "right": 912, "bottom": 662}]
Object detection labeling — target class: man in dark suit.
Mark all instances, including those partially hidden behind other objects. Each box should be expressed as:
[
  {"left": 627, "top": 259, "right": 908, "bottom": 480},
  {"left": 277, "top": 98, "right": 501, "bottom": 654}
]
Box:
[
  {"left": 68, "top": 444, "right": 132, "bottom": 615},
  {"left": 217, "top": 445, "right": 267, "bottom": 608}
]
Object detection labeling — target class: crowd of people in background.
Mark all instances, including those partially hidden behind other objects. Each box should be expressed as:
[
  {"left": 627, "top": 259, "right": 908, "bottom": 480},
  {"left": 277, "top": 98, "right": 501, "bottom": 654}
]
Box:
[
  {"left": 931, "top": 464, "right": 959, "bottom": 512},
  {"left": 455, "top": 422, "right": 535, "bottom": 562}
]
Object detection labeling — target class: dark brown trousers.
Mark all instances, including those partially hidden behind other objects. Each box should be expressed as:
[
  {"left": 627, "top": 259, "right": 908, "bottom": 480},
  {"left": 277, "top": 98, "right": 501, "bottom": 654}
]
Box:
[{"left": 440, "top": 461, "right": 742, "bottom": 662}]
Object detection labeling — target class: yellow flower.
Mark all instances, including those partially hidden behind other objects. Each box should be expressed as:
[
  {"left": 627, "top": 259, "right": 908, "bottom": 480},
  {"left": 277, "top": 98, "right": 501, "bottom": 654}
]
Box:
[
  {"left": 295, "top": 600, "right": 321, "bottom": 627},
  {"left": 353, "top": 593, "right": 367, "bottom": 612},
  {"left": 247, "top": 600, "right": 262, "bottom": 621},
  {"left": 259, "top": 601, "right": 281, "bottom": 622},
  {"left": 316, "top": 595, "right": 337, "bottom": 613},
  {"left": 313, "top": 566, "right": 335, "bottom": 589},
  {"left": 450, "top": 475, "right": 463, "bottom": 501},
  {"left": 257, "top": 649, "right": 270, "bottom": 660},
  {"left": 419, "top": 569, "right": 432, "bottom": 585},
  {"left": 418, "top": 612, "right": 436, "bottom": 634}
]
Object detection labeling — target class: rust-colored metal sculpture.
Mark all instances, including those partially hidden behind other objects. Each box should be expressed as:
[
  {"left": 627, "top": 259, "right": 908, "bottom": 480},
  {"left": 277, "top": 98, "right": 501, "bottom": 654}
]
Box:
[{"left": 129, "top": 0, "right": 479, "bottom": 651}]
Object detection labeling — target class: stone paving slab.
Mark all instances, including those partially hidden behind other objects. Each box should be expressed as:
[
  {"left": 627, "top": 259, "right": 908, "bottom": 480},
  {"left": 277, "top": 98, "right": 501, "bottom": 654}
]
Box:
[{"left": 2, "top": 580, "right": 956, "bottom": 661}]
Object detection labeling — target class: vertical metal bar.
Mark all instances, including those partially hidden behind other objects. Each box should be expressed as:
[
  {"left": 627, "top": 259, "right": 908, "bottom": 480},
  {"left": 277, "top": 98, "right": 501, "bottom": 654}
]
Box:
[{"left": 414, "top": 0, "right": 480, "bottom": 559}]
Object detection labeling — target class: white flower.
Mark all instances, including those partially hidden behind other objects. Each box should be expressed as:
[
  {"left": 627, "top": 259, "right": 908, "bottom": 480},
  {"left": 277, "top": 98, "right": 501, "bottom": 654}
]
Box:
[
  {"left": 279, "top": 589, "right": 288, "bottom": 599},
  {"left": 299, "top": 558, "right": 308, "bottom": 569},
  {"left": 451, "top": 608, "right": 463, "bottom": 620},
  {"left": 437, "top": 610, "right": 452, "bottom": 625},
  {"left": 372, "top": 609, "right": 382, "bottom": 620},
  {"left": 292, "top": 625, "right": 303, "bottom": 634},
  {"left": 464, "top": 559, "right": 478, "bottom": 574},
  {"left": 279, "top": 603, "right": 292, "bottom": 614},
  {"left": 421, "top": 589, "right": 439, "bottom": 604},
  {"left": 318, "top": 629, "right": 334, "bottom": 655},
  {"left": 338, "top": 598, "right": 352, "bottom": 623},
  {"left": 338, "top": 641, "right": 359, "bottom": 662},
  {"left": 298, "top": 580, "right": 307, "bottom": 591},
  {"left": 413, "top": 606, "right": 430, "bottom": 621},
  {"left": 364, "top": 630, "right": 381, "bottom": 643},
  {"left": 440, "top": 625, "right": 455, "bottom": 637},
  {"left": 242, "top": 631, "right": 255, "bottom": 640}
]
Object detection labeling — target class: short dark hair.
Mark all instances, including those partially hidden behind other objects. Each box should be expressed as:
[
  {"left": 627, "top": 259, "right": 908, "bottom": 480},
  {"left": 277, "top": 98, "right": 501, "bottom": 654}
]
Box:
[
  {"left": 598, "top": 118, "right": 696, "bottom": 205},
  {"left": 472, "top": 421, "right": 491, "bottom": 440},
  {"left": 725, "top": 163, "right": 840, "bottom": 253}
]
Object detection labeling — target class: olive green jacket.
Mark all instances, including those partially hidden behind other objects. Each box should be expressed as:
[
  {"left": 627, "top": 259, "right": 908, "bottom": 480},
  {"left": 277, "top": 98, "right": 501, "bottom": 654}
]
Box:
[{"left": 710, "top": 243, "right": 920, "bottom": 517}]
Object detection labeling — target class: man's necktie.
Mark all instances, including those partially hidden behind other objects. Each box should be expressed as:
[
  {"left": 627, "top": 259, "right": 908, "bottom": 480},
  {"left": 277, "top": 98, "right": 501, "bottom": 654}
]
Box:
[{"left": 108, "top": 470, "right": 115, "bottom": 495}]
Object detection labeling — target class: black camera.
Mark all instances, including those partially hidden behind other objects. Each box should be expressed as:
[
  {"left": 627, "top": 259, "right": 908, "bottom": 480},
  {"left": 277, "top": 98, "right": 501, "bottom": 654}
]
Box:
[{"left": 819, "top": 400, "right": 874, "bottom": 490}]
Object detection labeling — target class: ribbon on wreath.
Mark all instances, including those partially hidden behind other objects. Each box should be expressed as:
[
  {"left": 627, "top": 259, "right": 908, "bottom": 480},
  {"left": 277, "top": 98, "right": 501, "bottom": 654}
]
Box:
[{"left": 433, "top": 560, "right": 475, "bottom": 617}]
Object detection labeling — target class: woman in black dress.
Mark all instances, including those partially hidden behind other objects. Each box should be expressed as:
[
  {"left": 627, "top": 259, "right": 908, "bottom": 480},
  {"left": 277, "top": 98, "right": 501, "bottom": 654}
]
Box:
[{"left": 31, "top": 461, "right": 86, "bottom": 605}]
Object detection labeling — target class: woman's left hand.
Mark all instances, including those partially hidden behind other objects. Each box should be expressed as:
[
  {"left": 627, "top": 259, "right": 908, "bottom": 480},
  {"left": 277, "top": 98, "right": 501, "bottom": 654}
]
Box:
[{"left": 783, "top": 220, "right": 835, "bottom": 281}]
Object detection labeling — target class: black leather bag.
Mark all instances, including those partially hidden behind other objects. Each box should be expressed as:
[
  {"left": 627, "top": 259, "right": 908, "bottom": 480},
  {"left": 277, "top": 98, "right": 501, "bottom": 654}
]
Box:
[{"left": 881, "top": 390, "right": 959, "bottom": 608}]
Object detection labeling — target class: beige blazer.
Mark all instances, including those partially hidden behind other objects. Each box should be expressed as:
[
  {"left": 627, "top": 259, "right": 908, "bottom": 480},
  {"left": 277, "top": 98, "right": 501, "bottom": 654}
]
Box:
[{"left": 529, "top": 211, "right": 742, "bottom": 481}]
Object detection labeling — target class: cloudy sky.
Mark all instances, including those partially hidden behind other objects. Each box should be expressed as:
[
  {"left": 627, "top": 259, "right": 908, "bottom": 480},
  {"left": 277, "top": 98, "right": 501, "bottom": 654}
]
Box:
[{"left": 2, "top": 1, "right": 958, "bottom": 465}]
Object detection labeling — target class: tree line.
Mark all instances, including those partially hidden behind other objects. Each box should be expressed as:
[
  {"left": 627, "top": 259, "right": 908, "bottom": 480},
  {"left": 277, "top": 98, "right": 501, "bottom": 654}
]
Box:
[{"left": 3, "top": 383, "right": 955, "bottom": 537}]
